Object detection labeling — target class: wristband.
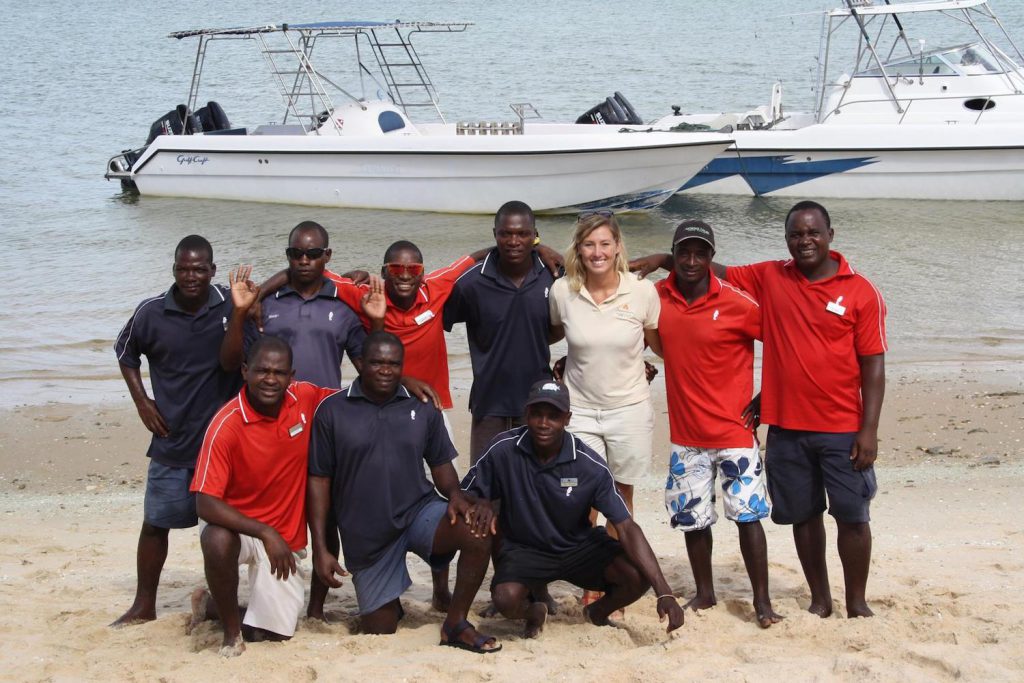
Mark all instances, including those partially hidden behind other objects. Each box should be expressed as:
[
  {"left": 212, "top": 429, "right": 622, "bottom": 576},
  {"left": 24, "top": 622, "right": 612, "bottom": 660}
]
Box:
[{"left": 656, "top": 594, "right": 676, "bottom": 601}]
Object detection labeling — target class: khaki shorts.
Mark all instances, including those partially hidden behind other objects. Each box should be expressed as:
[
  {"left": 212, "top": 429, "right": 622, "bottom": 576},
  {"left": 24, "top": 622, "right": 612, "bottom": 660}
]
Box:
[
  {"left": 570, "top": 399, "right": 654, "bottom": 486},
  {"left": 238, "top": 534, "right": 306, "bottom": 638}
]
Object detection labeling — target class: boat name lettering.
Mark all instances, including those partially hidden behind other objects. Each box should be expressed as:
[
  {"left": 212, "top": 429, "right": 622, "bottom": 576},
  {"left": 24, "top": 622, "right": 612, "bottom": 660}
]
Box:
[{"left": 177, "top": 154, "right": 210, "bottom": 166}]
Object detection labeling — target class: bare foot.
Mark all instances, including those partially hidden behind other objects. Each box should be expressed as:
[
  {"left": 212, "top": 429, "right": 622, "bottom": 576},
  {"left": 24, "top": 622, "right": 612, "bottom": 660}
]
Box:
[
  {"left": 524, "top": 602, "right": 547, "bottom": 639},
  {"left": 582, "top": 603, "right": 610, "bottom": 627},
  {"left": 186, "top": 588, "right": 211, "bottom": 635},
  {"left": 808, "top": 599, "right": 833, "bottom": 618},
  {"left": 846, "top": 602, "right": 874, "bottom": 618},
  {"left": 682, "top": 594, "right": 717, "bottom": 612},
  {"left": 754, "top": 601, "right": 784, "bottom": 628},
  {"left": 109, "top": 605, "right": 156, "bottom": 628},
  {"left": 306, "top": 604, "right": 327, "bottom": 621},
  {"left": 218, "top": 635, "right": 245, "bottom": 658}
]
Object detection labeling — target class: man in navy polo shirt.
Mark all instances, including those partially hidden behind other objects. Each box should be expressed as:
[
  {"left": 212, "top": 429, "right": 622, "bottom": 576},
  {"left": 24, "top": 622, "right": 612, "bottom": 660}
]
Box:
[
  {"left": 444, "top": 200, "right": 555, "bottom": 464},
  {"left": 461, "top": 380, "right": 684, "bottom": 639},
  {"left": 307, "top": 331, "right": 500, "bottom": 653},
  {"left": 111, "top": 235, "right": 242, "bottom": 627}
]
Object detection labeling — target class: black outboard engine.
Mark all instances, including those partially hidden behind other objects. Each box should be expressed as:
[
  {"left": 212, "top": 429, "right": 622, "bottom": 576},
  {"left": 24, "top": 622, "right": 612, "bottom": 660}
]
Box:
[
  {"left": 195, "top": 101, "right": 231, "bottom": 132},
  {"left": 575, "top": 91, "right": 643, "bottom": 125},
  {"left": 146, "top": 104, "right": 190, "bottom": 145}
]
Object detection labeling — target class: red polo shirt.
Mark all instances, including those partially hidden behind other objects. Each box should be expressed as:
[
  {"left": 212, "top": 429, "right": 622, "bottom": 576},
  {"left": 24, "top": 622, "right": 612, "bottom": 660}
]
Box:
[
  {"left": 725, "top": 251, "right": 887, "bottom": 433},
  {"left": 191, "top": 381, "right": 338, "bottom": 550},
  {"left": 657, "top": 274, "right": 761, "bottom": 448},
  {"left": 325, "top": 256, "right": 475, "bottom": 410}
]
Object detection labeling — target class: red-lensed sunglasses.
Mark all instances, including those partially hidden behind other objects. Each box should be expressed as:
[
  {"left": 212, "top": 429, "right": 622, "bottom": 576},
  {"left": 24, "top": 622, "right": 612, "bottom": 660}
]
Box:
[{"left": 384, "top": 262, "right": 425, "bottom": 277}]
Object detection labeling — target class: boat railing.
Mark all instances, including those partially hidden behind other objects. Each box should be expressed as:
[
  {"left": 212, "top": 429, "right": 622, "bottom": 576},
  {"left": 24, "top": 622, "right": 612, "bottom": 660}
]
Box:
[{"left": 820, "top": 88, "right": 1024, "bottom": 124}]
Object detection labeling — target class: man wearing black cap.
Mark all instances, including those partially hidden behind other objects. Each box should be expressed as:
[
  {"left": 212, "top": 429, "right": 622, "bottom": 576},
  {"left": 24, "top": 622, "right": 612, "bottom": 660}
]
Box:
[
  {"left": 460, "top": 380, "right": 684, "bottom": 639},
  {"left": 654, "top": 220, "right": 782, "bottom": 628}
]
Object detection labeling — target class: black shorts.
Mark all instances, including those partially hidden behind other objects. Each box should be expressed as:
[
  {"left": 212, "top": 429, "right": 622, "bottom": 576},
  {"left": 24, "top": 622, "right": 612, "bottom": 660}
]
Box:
[
  {"left": 491, "top": 527, "right": 624, "bottom": 591},
  {"left": 765, "top": 426, "right": 877, "bottom": 525}
]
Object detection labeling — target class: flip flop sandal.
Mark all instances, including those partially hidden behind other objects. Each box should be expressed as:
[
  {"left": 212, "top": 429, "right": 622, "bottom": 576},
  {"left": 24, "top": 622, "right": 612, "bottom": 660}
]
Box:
[{"left": 439, "top": 619, "right": 502, "bottom": 654}]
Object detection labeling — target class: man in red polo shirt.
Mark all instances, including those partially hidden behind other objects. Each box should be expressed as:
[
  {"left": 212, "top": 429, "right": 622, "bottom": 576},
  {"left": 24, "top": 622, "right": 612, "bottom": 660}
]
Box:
[
  {"left": 188, "top": 333, "right": 337, "bottom": 656},
  {"left": 632, "top": 201, "right": 886, "bottom": 619},
  {"left": 654, "top": 220, "right": 782, "bottom": 629}
]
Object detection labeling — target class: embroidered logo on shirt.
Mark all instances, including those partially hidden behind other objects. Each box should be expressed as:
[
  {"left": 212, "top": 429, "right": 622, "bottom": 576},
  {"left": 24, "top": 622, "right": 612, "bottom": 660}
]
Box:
[
  {"left": 222, "top": 316, "right": 228, "bottom": 331},
  {"left": 329, "top": 311, "right": 334, "bottom": 322},
  {"left": 713, "top": 309, "right": 720, "bottom": 321},
  {"left": 410, "top": 409, "right": 417, "bottom": 420},
  {"left": 544, "top": 286, "right": 549, "bottom": 298},
  {"left": 267, "top": 314, "right": 280, "bottom": 320}
]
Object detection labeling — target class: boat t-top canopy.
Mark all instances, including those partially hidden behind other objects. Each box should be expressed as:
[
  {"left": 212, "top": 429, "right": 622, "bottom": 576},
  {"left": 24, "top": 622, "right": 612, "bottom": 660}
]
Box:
[
  {"left": 169, "top": 21, "right": 472, "bottom": 40},
  {"left": 828, "top": 0, "right": 988, "bottom": 17}
]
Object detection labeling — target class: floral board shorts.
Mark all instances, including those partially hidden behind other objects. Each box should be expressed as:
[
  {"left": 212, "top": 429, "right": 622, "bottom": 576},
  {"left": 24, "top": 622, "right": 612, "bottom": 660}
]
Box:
[{"left": 664, "top": 443, "right": 770, "bottom": 532}]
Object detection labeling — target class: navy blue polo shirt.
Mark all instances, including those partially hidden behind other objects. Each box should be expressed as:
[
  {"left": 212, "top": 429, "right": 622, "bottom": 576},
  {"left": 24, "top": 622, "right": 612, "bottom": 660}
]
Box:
[
  {"left": 443, "top": 249, "right": 554, "bottom": 419},
  {"left": 248, "top": 278, "right": 365, "bottom": 388},
  {"left": 308, "top": 379, "right": 458, "bottom": 571},
  {"left": 114, "top": 284, "right": 243, "bottom": 468},
  {"left": 461, "top": 426, "right": 630, "bottom": 553}
]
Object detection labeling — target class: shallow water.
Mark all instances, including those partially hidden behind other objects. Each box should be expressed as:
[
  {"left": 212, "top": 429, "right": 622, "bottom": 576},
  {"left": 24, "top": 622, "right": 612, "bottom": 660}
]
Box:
[{"left": 0, "top": 1, "right": 1022, "bottom": 406}]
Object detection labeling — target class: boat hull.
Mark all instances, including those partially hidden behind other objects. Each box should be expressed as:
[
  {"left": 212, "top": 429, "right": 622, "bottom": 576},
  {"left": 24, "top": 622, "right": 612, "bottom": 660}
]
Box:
[
  {"left": 129, "top": 132, "right": 732, "bottom": 214},
  {"left": 675, "top": 123, "right": 1024, "bottom": 201}
]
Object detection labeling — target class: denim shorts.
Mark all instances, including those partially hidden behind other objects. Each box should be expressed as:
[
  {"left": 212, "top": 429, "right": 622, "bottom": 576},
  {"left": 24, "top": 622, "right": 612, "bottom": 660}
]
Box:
[{"left": 143, "top": 460, "right": 198, "bottom": 529}]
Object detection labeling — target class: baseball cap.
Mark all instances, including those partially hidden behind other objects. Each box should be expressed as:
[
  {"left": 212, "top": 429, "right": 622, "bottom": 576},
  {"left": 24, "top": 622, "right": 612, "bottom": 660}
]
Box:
[
  {"left": 524, "top": 379, "right": 571, "bottom": 413},
  {"left": 672, "top": 220, "right": 715, "bottom": 251}
]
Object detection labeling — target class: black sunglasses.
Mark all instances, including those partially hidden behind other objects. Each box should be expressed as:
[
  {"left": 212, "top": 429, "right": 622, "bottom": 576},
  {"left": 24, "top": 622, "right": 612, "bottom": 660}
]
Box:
[
  {"left": 578, "top": 210, "right": 614, "bottom": 220},
  {"left": 285, "top": 247, "right": 328, "bottom": 260}
]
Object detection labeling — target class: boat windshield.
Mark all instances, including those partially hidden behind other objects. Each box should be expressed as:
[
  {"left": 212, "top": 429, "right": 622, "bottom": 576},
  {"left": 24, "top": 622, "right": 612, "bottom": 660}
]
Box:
[{"left": 855, "top": 43, "right": 1004, "bottom": 77}]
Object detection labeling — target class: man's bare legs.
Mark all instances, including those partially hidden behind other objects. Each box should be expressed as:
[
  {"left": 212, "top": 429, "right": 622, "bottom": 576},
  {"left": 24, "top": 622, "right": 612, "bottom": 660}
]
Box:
[
  {"left": 682, "top": 527, "right": 716, "bottom": 610},
  {"left": 198, "top": 524, "right": 246, "bottom": 655},
  {"left": 792, "top": 514, "right": 833, "bottom": 617},
  {"left": 836, "top": 520, "right": 873, "bottom": 618},
  {"left": 492, "top": 582, "right": 549, "bottom": 639},
  {"left": 737, "top": 521, "right": 782, "bottom": 627},
  {"left": 583, "top": 555, "right": 649, "bottom": 626},
  {"left": 584, "top": 482, "right": 633, "bottom": 609},
  {"left": 307, "top": 525, "right": 341, "bottom": 620},
  {"left": 110, "top": 522, "right": 169, "bottom": 627}
]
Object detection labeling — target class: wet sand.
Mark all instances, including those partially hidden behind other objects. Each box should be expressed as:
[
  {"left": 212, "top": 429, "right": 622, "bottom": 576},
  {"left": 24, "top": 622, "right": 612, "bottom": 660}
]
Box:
[{"left": 0, "top": 362, "right": 1022, "bottom": 681}]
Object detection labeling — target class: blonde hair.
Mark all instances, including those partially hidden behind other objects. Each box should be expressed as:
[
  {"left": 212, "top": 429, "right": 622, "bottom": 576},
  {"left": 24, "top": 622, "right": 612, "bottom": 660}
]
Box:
[{"left": 564, "top": 213, "right": 630, "bottom": 292}]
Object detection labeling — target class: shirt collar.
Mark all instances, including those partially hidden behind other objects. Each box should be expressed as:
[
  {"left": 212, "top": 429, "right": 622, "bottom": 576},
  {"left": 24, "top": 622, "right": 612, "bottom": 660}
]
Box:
[
  {"left": 579, "top": 271, "right": 634, "bottom": 306},
  {"left": 480, "top": 249, "right": 544, "bottom": 286},
  {"left": 237, "top": 382, "right": 299, "bottom": 424},
  {"left": 661, "top": 272, "right": 722, "bottom": 306},
  {"left": 344, "top": 377, "right": 412, "bottom": 405},
  {"left": 515, "top": 428, "right": 577, "bottom": 469},
  {"left": 163, "top": 283, "right": 226, "bottom": 314},
  {"left": 275, "top": 277, "right": 337, "bottom": 300},
  {"left": 782, "top": 250, "right": 854, "bottom": 282}
]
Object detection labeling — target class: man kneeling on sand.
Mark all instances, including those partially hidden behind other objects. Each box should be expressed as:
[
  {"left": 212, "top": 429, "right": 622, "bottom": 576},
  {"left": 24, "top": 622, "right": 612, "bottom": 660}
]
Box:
[
  {"left": 187, "top": 334, "right": 338, "bottom": 656},
  {"left": 460, "top": 380, "right": 685, "bottom": 638}
]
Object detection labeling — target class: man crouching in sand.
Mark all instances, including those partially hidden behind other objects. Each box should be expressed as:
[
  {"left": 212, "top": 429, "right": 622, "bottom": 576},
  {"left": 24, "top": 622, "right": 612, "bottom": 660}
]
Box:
[
  {"left": 461, "top": 380, "right": 684, "bottom": 638},
  {"left": 187, "top": 333, "right": 338, "bottom": 655}
]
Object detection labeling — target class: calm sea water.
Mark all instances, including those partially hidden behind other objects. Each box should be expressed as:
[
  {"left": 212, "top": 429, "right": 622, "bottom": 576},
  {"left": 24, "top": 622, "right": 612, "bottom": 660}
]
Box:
[{"left": 1, "top": 1, "right": 1022, "bottom": 406}]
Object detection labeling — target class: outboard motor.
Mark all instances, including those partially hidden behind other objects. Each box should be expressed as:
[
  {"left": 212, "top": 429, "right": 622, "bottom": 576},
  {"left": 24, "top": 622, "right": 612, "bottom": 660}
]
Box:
[
  {"left": 145, "top": 104, "right": 190, "bottom": 144},
  {"left": 575, "top": 91, "right": 643, "bottom": 125},
  {"left": 195, "top": 101, "right": 231, "bottom": 132}
]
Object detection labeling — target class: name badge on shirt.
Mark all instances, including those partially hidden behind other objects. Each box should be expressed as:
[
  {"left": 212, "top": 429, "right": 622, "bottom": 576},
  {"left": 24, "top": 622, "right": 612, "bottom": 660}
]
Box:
[
  {"left": 826, "top": 296, "right": 847, "bottom": 316},
  {"left": 414, "top": 310, "right": 435, "bottom": 326},
  {"left": 288, "top": 423, "right": 304, "bottom": 438},
  {"left": 560, "top": 478, "right": 578, "bottom": 487}
]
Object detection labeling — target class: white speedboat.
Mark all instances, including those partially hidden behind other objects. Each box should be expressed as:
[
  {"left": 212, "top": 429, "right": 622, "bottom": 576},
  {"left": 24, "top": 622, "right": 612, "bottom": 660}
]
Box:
[
  {"left": 105, "top": 21, "right": 731, "bottom": 214},
  {"left": 648, "top": 0, "right": 1024, "bottom": 201}
]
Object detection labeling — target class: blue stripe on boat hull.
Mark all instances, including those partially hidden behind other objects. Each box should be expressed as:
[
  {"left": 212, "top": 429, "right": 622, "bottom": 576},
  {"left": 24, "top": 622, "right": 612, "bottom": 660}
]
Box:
[{"left": 681, "top": 155, "right": 879, "bottom": 195}]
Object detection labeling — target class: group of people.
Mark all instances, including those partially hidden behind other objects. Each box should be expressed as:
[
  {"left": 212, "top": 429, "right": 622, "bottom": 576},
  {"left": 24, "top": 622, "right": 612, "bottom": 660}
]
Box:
[{"left": 110, "top": 198, "right": 886, "bottom": 656}]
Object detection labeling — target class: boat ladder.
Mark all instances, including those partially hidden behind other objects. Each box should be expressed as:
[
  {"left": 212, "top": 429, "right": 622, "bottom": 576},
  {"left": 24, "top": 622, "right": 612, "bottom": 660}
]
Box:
[
  {"left": 255, "top": 31, "right": 338, "bottom": 133},
  {"left": 365, "top": 26, "right": 446, "bottom": 123}
]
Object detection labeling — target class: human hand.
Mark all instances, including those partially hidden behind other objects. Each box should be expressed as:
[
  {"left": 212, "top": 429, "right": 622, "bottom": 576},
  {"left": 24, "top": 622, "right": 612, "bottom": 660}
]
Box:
[
  {"left": 360, "top": 276, "right": 387, "bottom": 322},
  {"left": 401, "top": 376, "right": 441, "bottom": 410},
  {"left": 228, "top": 265, "right": 260, "bottom": 313},
  {"left": 134, "top": 396, "right": 170, "bottom": 438},
  {"left": 341, "top": 269, "right": 371, "bottom": 286},
  {"left": 657, "top": 595, "right": 685, "bottom": 633},
  {"left": 313, "top": 551, "right": 348, "bottom": 588},
  {"left": 260, "top": 528, "right": 298, "bottom": 580},
  {"left": 645, "top": 361, "right": 659, "bottom": 384},
  {"left": 850, "top": 427, "right": 878, "bottom": 471},
  {"left": 742, "top": 393, "right": 762, "bottom": 430},
  {"left": 552, "top": 356, "right": 567, "bottom": 381}
]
